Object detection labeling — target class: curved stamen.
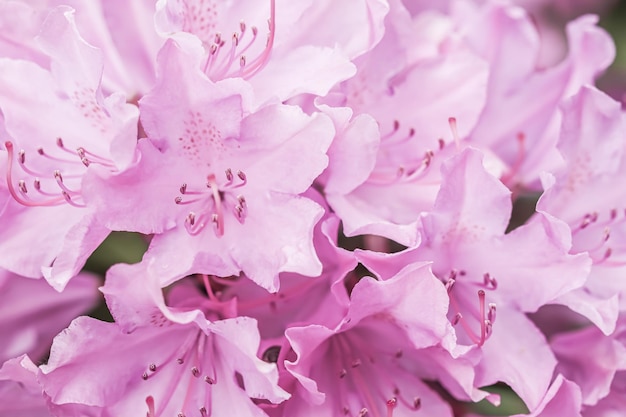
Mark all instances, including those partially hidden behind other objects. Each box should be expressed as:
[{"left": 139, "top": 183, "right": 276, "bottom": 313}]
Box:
[
  {"left": 239, "top": 0, "right": 275, "bottom": 79},
  {"left": 4, "top": 141, "right": 65, "bottom": 207}
]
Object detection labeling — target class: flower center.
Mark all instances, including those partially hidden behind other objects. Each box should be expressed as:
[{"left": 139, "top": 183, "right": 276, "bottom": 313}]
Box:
[
  {"left": 3, "top": 137, "right": 116, "bottom": 208},
  {"left": 367, "top": 120, "right": 443, "bottom": 185},
  {"left": 175, "top": 168, "right": 247, "bottom": 236}
]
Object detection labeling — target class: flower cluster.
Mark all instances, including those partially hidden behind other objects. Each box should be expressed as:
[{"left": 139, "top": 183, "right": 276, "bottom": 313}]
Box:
[{"left": 1, "top": 0, "right": 625, "bottom": 416}]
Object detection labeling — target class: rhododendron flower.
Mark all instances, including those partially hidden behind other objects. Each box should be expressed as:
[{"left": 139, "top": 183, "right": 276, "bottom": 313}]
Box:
[
  {"left": 537, "top": 86, "right": 626, "bottom": 333},
  {"left": 284, "top": 262, "right": 481, "bottom": 417},
  {"left": 358, "top": 148, "right": 591, "bottom": 410},
  {"left": 133, "top": 40, "right": 334, "bottom": 291},
  {"left": 155, "top": 0, "right": 388, "bottom": 103},
  {"left": 0, "top": 6, "right": 140, "bottom": 289}
]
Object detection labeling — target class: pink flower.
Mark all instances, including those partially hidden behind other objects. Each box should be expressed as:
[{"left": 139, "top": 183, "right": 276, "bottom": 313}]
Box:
[
  {"left": 40, "top": 316, "right": 288, "bottom": 417},
  {"left": 134, "top": 40, "right": 335, "bottom": 291},
  {"left": 284, "top": 262, "right": 481, "bottom": 417},
  {"left": 0, "top": 7, "right": 140, "bottom": 289},
  {"left": 155, "top": 0, "right": 388, "bottom": 103},
  {"left": 467, "top": 9, "right": 615, "bottom": 190},
  {"left": 537, "top": 86, "right": 626, "bottom": 334},
  {"left": 359, "top": 148, "right": 590, "bottom": 410}
]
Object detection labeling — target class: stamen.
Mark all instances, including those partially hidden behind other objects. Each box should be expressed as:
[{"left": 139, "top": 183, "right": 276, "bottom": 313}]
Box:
[
  {"left": 5, "top": 141, "right": 65, "bottom": 207},
  {"left": 386, "top": 398, "right": 397, "bottom": 417},
  {"left": 478, "top": 290, "right": 487, "bottom": 346},
  {"left": 358, "top": 408, "right": 368, "bottom": 417},
  {"left": 448, "top": 117, "right": 460, "bottom": 150},
  {"left": 448, "top": 286, "right": 493, "bottom": 347}
]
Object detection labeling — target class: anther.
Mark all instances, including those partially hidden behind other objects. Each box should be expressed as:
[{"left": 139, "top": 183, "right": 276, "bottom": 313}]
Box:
[
  {"left": 18, "top": 149, "right": 25, "bottom": 164},
  {"left": 240, "top": 56, "right": 246, "bottom": 67},
  {"left": 611, "top": 208, "right": 618, "bottom": 220},
  {"left": 191, "top": 366, "right": 200, "bottom": 377},
  {"left": 339, "top": 368, "right": 347, "bottom": 378},
  {"left": 453, "top": 313, "right": 462, "bottom": 326},
  {"left": 413, "top": 397, "right": 422, "bottom": 410},
  {"left": 180, "top": 183, "right": 187, "bottom": 194},
  {"left": 33, "top": 179, "right": 41, "bottom": 190},
  {"left": 54, "top": 170, "right": 63, "bottom": 182},
  {"left": 232, "top": 32, "right": 239, "bottom": 46},
  {"left": 141, "top": 372, "right": 148, "bottom": 380},
  {"left": 488, "top": 303, "right": 497, "bottom": 323},
  {"left": 18, "top": 180, "right": 27, "bottom": 193},
  {"left": 37, "top": 147, "right": 44, "bottom": 155},
  {"left": 225, "top": 168, "right": 233, "bottom": 182},
  {"left": 177, "top": 413, "right": 185, "bottom": 417},
  {"left": 56, "top": 137, "right": 64, "bottom": 148},
  {"left": 149, "top": 363, "right": 157, "bottom": 372},
  {"left": 200, "top": 407, "right": 208, "bottom": 417},
  {"left": 187, "top": 212, "right": 196, "bottom": 225},
  {"left": 237, "top": 170, "right": 246, "bottom": 182},
  {"left": 252, "top": 26, "right": 258, "bottom": 36},
  {"left": 177, "top": 358, "right": 184, "bottom": 365},
  {"left": 448, "top": 117, "right": 460, "bottom": 149},
  {"left": 445, "top": 279, "right": 455, "bottom": 293},
  {"left": 359, "top": 408, "right": 368, "bottom": 416},
  {"left": 204, "top": 376, "right": 215, "bottom": 384},
  {"left": 240, "top": 20, "right": 246, "bottom": 33},
  {"left": 175, "top": 196, "right": 183, "bottom": 204},
  {"left": 351, "top": 359, "right": 361, "bottom": 368}
]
